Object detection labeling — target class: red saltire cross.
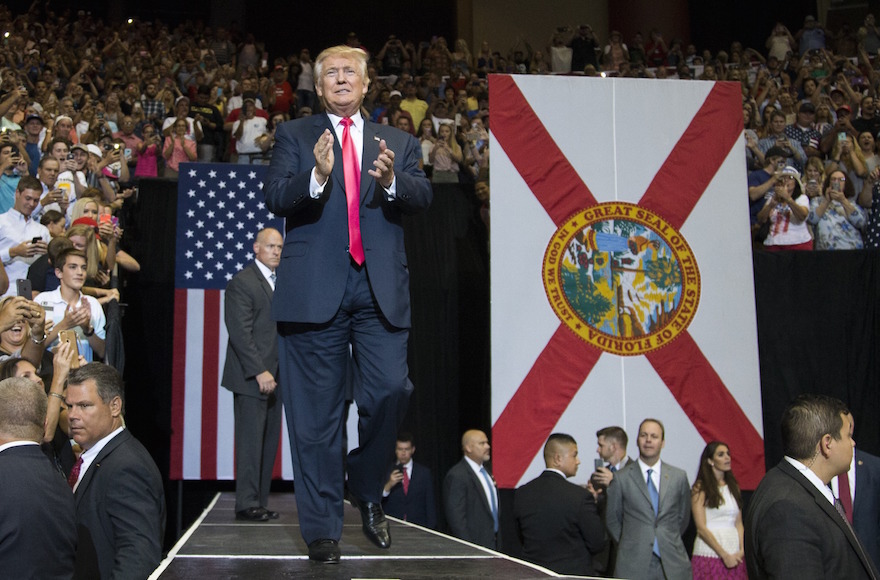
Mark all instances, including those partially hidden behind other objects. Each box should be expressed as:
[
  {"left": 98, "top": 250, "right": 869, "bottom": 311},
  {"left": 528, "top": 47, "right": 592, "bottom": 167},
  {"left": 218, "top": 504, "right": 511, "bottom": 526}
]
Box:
[{"left": 489, "top": 75, "right": 765, "bottom": 489}]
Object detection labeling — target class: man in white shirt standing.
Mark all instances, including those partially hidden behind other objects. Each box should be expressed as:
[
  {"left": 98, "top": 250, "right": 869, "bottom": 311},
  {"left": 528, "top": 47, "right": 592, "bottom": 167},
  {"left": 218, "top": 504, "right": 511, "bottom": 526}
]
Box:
[
  {"left": 606, "top": 419, "right": 692, "bottom": 579},
  {"left": 34, "top": 247, "right": 105, "bottom": 361},
  {"left": 0, "top": 176, "right": 49, "bottom": 297}
]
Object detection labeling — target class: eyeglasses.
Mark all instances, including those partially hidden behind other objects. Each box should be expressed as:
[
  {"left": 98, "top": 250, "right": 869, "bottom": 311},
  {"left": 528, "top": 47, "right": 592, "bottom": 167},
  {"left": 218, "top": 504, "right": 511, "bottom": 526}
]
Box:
[{"left": 830, "top": 177, "right": 846, "bottom": 182}]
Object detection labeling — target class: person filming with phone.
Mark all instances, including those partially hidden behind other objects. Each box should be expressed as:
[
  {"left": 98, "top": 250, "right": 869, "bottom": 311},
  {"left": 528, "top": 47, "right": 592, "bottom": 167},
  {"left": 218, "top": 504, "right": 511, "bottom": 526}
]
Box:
[
  {"left": 34, "top": 247, "right": 105, "bottom": 362},
  {"left": 0, "top": 176, "right": 50, "bottom": 298},
  {"left": 807, "top": 169, "right": 866, "bottom": 249}
]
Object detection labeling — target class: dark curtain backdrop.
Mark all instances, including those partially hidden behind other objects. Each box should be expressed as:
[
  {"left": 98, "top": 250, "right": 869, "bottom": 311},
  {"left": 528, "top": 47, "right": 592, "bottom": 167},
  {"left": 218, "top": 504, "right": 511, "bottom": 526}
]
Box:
[{"left": 121, "top": 180, "right": 880, "bottom": 549}]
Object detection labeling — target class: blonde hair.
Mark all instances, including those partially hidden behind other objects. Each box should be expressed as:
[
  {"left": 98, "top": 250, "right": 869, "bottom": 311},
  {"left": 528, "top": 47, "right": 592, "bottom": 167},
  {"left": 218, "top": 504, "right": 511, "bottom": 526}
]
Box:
[
  {"left": 65, "top": 224, "right": 104, "bottom": 281},
  {"left": 314, "top": 46, "right": 369, "bottom": 89},
  {"left": 70, "top": 197, "right": 101, "bottom": 222},
  {"left": 438, "top": 123, "right": 462, "bottom": 159}
]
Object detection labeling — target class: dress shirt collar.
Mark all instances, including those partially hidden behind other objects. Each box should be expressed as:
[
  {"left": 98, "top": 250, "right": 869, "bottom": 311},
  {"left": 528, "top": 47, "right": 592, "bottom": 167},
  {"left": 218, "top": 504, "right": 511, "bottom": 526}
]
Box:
[
  {"left": 784, "top": 455, "right": 835, "bottom": 505},
  {"left": 326, "top": 111, "right": 364, "bottom": 133},
  {"left": 638, "top": 457, "right": 662, "bottom": 486},
  {"left": 544, "top": 468, "right": 567, "bottom": 478},
  {"left": 74, "top": 426, "right": 125, "bottom": 492},
  {"left": 0, "top": 439, "right": 39, "bottom": 453},
  {"left": 831, "top": 454, "right": 857, "bottom": 503},
  {"left": 6, "top": 207, "right": 29, "bottom": 221},
  {"left": 254, "top": 259, "right": 275, "bottom": 290},
  {"left": 612, "top": 456, "right": 630, "bottom": 471},
  {"left": 464, "top": 454, "right": 483, "bottom": 474}
]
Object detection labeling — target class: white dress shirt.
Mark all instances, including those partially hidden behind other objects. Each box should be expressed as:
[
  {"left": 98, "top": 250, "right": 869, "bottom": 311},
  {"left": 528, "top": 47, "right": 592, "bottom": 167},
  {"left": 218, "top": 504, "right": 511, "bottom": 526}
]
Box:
[
  {"left": 785, "top": 455, "right": 836, "bottom": 505},
  {"left": 465, "top": 455, "right": 497, "bottom": 512},
  {"left": 0, "top": 207, "right": 50, "bottom": 297}
]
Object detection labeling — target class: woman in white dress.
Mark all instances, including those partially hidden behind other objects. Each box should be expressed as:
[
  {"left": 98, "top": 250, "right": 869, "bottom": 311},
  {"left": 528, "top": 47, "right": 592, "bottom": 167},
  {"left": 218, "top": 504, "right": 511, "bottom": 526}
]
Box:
[{"left": 691, "top": 441, "right": 746, "bottom": 579}]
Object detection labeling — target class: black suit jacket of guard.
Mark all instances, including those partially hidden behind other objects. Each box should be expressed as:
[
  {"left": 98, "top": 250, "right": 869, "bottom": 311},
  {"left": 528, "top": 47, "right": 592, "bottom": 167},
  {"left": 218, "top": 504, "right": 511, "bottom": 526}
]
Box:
[
  {"left": 74, "top": 429, "right": 166, "bottom": 580},
  {"left": 514, "top": 470, "right": 607, "bottom": 576},
  {"left": 745, "top": 459, "right": 879, "bottom": 580}
]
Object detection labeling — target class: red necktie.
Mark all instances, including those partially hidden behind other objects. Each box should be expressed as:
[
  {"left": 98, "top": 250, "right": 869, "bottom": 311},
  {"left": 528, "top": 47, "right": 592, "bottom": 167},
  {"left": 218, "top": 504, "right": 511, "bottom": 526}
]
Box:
[
  {"left": 68, "top": 456, "right": 83, "bottom": 490},
  {"left": 340, "top": 117, "right": 365, "bottom": 265},
  {"left": 402, "top": 466, "right": 410, "bottom": 495},
  {"left": 839, "top": 471, "right": 854, "bottom": 524}
]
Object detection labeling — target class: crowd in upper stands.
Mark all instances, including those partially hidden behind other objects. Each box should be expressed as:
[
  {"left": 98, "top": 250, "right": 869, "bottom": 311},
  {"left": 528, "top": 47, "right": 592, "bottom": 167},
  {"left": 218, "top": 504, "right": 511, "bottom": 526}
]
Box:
[{"left": 0, "top": 5, "right": 878, "bottom": 379}]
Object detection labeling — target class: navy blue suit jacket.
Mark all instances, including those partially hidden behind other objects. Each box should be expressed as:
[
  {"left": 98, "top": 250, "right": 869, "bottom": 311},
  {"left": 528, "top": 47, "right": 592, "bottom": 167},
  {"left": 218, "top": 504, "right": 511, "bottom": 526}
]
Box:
[
  {"left": 854, "top": 449, "right": 880, "bottom": 570},
  {"left": 382, "top": 461, "right": 437, "bottom": 528},
  {"left": 263, "top": 114, "right": 432, "bottom": 329}
]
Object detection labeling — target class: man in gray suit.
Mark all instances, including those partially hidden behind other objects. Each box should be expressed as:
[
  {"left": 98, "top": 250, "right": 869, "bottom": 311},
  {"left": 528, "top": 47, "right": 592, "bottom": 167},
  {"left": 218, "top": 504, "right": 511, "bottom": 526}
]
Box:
[
  {"left": 443, "top": 429, "right": 500, "bottom": 549},
  {"left": 606, "top": 418, "right": 691, "bottom": 579},
  {"left": 222, "top": 227, "right": 283, "bottom": 522}
]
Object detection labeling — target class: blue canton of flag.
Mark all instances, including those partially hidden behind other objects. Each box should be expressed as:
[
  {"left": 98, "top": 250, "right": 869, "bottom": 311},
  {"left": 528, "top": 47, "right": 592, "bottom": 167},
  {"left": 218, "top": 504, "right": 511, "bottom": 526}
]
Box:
[{"left": 174, "top": 162, "right": 283, "bottom": 289}]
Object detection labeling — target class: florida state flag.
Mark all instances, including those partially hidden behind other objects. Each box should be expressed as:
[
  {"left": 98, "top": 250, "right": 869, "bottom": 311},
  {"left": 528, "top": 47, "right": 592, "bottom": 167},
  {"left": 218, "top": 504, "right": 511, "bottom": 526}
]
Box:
[{"left": 489, "top": 75, "right": 765, "bottom": 489}]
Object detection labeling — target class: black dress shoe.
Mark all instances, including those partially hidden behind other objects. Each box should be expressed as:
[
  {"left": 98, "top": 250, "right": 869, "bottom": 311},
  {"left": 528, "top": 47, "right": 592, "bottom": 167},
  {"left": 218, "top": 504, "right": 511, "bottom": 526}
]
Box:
[
  {"left": 235, "top": 507, "right": 269, "bottom": 522},
  {"left": 357, "top": 501, "right": 391, "bottom": 549},
  {"left": 261, "top": 507, "right": 280, "bottom": 519},
  {"left": 308, "top": 539, "right": 340, "bottom": 563}
]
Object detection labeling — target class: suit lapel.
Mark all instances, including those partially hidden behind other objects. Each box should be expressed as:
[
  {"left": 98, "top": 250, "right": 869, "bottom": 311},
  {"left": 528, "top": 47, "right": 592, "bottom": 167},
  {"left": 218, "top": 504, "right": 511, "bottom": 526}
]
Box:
[
  {"left": 361, "top": 121, "right": 380, "bottom": 204},
  {"left": 75, "top": 430, "right": 129, "bottom": 507},
  {"left": 249, "top": 262, "right": 273, "bottom": 300},
  {"left": 313, "top": 115, "right": 345, "bottom": 193},
  {"left": 853, "top": 450, "right": 866, "bottom": 514},
  {"left": 630, "top": 464, "right": 652, "bottom": 507},
  {"left": 780, "top": 460, "right": 876, "bottom": 576},
  {"left": 658, "top": 462, "right": 670, "bottom": 512},
  {"left": 465, "top": 460, "right": 492, "bottom": 515}
]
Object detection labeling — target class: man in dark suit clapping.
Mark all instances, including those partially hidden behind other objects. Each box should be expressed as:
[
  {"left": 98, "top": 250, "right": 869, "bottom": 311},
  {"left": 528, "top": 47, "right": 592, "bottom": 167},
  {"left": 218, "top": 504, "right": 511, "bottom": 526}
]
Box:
[
  {"left": 264, "top": 45, "right": 432, "bottom": 563},
  {"left": 222, "top": 227, "right": 283, "bottom": 522}
]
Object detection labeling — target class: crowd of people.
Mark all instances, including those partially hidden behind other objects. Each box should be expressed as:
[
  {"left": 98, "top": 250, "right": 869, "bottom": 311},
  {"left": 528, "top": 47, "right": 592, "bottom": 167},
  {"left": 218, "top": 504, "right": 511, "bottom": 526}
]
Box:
[{"left": 1, "top": 1, "right": 879, "bottom": 576}]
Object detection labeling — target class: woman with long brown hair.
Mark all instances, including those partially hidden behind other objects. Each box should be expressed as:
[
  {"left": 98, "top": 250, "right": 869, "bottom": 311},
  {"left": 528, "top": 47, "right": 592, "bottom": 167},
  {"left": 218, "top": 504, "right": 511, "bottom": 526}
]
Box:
[{"left": 691, "top": 441, "right": 746, "bottom": 579}]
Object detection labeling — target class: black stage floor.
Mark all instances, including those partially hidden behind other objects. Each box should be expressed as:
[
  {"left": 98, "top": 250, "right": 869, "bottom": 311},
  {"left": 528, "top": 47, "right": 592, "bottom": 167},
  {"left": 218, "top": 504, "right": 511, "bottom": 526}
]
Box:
[{"left": 150, "top": 492, "right": 597, "bottom": 579}]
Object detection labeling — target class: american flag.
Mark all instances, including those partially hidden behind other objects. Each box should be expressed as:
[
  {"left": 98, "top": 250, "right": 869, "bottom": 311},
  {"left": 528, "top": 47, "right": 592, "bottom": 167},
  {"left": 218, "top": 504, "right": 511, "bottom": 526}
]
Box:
[{"left": 169, "top": 162, "right": 292, "bottom": 480}]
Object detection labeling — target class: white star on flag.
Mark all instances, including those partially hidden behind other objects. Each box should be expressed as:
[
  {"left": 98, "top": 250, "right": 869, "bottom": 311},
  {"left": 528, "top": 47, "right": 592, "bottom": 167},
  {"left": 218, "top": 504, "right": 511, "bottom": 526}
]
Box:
[{"left": 174, "top": 162, "right": 282, "bottom": 290}]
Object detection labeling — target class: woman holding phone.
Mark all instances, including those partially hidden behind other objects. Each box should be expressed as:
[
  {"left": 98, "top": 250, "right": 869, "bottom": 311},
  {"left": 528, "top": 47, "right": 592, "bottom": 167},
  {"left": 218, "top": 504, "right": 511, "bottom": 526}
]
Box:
[{"left": 807, "top": 169, "right": 866, "bottom": 249}]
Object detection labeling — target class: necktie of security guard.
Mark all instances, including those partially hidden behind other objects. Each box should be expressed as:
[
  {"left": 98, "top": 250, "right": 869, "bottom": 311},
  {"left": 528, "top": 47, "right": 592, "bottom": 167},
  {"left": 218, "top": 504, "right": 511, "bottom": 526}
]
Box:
[
  {"left": 480, "top": 466, "right": 499, "bottom": 532},
  {"left": 68, "top": 456, "right": 83, "bottom": 490},
  {"left": 402, "top": 466, "right": 410, "bottom": 495},
  {"left": 838, "top": 471, "right": 853, "bottom": 524},
  {"left": 648, "top": 468, "right": 660, "bottom": 557},
  {"left": 340, "top": 117, "right": 365, "bottom": 265}
]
